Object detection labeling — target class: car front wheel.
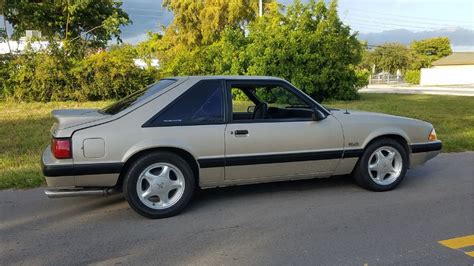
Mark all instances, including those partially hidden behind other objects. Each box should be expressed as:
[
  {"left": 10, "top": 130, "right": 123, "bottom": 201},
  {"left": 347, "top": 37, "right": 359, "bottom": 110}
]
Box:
[
  {"left": 353, "top": 138, "right": 408, "bottom": 191},
  {"left": 123, "top": 152, "right": 195, "bottom": 218}
]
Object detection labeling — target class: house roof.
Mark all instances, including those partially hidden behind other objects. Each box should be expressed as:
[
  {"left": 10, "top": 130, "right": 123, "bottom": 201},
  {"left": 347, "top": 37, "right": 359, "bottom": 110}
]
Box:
[{"left": 432, "top": 52, "right": 474, "bottom": 66}]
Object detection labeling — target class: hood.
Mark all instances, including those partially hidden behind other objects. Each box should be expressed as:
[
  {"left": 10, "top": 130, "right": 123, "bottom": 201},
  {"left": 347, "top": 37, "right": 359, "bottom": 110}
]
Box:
[
  {"left": 52, "top": 109, "right": 110, "bottom": 130},
  {"left": 330, "top": 109, "right": 421, "bottom": 122}
]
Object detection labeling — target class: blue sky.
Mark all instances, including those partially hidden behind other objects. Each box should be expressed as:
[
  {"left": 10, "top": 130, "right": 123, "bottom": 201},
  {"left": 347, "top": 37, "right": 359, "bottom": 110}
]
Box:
[
  {"left": 119, "top": 0, "right": 474, "bottom": 44},
  {"left": 335, "top": 0, "right": 474, "bottom": 33}
]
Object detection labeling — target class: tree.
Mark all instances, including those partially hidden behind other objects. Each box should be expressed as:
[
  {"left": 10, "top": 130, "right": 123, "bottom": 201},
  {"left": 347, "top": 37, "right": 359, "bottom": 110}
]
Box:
[
  {"left": 142, "top": 0, "right": 363, "bottom": 101},
  {"left": 370, "top": 43, "right": 412, "bottom": 74},
  {"left": 245, "top": 0, "right": 363, "bottom": 101},
  {"left": 410, "top": 37, "right": 452, "bottom": 69},
  {"left": 162, "top": 0, "right": 269, "bottom": 46},
  {"left": 3, "top": 0, "right": 130, "bottom": 49},
  {"left": 153, "top": 0, "right": 272, "bottom": 76}
]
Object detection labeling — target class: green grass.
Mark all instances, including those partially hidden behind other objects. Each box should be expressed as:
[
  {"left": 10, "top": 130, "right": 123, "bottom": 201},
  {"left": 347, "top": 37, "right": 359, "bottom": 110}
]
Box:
[
  {"left": 0, "top": 101, "right": 110, "bottom": 189},
  {"left": 0, "top": 93, "right": 472, "bottom": 189}
]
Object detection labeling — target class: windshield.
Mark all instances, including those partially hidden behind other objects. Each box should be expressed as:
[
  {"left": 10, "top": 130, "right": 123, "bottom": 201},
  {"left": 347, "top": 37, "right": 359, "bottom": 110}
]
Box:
[{"left": 101, "top": 79, "right": 177, "bottom": 115}]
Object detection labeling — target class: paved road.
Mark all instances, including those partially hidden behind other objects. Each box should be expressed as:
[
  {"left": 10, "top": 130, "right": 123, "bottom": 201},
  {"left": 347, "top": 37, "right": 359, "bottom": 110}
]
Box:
[
  {"left": 1, "top": 153, "right": 473, "bottom": 265},
  {"left": 360, "top": 84, "right": 474, "bottom": 96}
]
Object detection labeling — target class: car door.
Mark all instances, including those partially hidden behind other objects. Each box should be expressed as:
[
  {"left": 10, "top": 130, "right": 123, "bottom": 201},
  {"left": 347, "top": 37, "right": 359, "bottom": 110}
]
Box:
[{"left": 224, "top": 80, "right": 344, "bottom": 182}]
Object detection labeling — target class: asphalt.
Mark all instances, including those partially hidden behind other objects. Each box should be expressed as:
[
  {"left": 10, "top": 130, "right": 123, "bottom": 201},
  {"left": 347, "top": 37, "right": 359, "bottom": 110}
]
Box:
[{"left": 1, "top": 152, "right": 473, "bottom": 265}]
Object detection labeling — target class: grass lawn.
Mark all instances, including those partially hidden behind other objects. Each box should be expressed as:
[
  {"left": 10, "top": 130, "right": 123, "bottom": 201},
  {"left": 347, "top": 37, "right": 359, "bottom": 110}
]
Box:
[
  {"left": 1, "top": 93, "right": 473, "bottom": 189},
  {"left": 0, "top": 101, "right": 111, "bottom": 189}
]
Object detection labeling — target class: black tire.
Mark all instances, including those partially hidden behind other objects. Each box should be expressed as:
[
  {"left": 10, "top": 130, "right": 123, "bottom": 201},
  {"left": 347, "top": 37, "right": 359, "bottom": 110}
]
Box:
[
  {"left": 123, "top": 151, "right": 195, "bottom": 219},
  {"left": 353, "top": 138, "right": 408, "bottom": 191}
]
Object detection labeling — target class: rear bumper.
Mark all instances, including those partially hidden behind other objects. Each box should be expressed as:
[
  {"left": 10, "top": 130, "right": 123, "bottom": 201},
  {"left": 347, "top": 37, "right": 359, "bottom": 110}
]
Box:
[
  {"left": 42, "top": 147, "right": 121, "bottom": 187},
  {"left": 409, "top": 141, "right": 442, "bottom": 168}
]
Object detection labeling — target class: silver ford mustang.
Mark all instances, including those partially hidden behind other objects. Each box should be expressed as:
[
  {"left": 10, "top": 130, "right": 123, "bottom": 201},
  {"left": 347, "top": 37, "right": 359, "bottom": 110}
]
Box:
[{"left": 42, "top": 76, "right": 441, "bottom": 218}]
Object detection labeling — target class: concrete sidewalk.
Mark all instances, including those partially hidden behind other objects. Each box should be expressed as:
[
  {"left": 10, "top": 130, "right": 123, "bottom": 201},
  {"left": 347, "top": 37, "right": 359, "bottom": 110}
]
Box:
[{"left": 360, "top": 84, "right": 474, "bottom": 96}]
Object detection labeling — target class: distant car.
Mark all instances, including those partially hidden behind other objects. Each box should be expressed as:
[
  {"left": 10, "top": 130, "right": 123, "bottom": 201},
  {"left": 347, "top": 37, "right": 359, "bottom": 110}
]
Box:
[{"left": 42, "top": 76, "right": 442, "bottom": 218}]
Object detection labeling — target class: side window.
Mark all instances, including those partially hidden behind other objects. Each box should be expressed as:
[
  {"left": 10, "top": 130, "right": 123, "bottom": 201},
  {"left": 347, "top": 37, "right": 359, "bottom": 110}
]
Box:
[
  {"left": 230, "top": 83, "right": 313, "bottom": 121},
  {"left": 149, "top": 80, "right": 224, "bottom": 126},
  {"left": 231, "top": 88, "right": 254, "bottom": 113},
  {"left": 255, "top": 86, "right": 310, "bottom": 109}
]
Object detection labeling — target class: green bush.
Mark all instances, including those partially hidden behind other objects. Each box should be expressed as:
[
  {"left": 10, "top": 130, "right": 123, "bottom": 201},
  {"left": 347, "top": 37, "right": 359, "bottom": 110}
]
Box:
[
  {"left": 355, "top": 69, "right": 370, "bottom": 88},
  {"left": 3, "top": 45, "right": 159, "bottom": 102},
  {"left": 6, "top": 51, "right": 75, "bottom": 101},
  {"left": 72, "top": 47, "right": 158, "bottom": 101},
  {"left": 405, "top": 70, "right": 420, "bottom": 85}
]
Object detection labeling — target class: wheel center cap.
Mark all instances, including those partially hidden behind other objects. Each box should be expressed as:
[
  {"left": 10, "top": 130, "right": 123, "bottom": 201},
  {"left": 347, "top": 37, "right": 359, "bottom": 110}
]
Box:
[{"left": 155, "top": 182, "right": 165, "bottom": 190}]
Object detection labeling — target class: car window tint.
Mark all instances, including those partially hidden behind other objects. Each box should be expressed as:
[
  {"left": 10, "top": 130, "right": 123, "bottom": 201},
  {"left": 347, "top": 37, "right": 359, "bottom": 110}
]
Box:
[
  {"left": 231, "top": 83, "right": 313, "bottom": 121},
  {"left": 255, "top": 86, "right": 310, "bottom": 109},
  {"left": 231, "top": 88, "right": 254, "bottom": 112},
  {"left": 152, "top": 80, "right": 224, "bottom": 125},
  {"left": 102, "top": 79, "right": 176, "bottom": 115}
]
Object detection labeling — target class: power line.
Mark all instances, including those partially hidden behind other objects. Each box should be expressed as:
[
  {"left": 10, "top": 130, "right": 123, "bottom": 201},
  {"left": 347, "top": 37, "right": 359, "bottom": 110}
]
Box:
[
  {"left": 124, "top": 7, "right": 167, "bottom": 12},
  {"left": 346, "top": 17, "right": 445, "bottom": 31},
  {"left": 345, "top": 7, "right": 474, "bottom": 24},
  {"left": 346, "top": 12, "right": 474, "bottom": 29}
]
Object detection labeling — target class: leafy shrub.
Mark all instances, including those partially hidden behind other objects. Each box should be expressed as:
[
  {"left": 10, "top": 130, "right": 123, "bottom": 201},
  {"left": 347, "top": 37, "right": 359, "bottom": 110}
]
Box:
[
  {"left": 355, "top": 69, "right": 370, "bottom": 88},
  {"left": 0, "top": 54, "right": 13, "bottom": 100},
  {"left": 6, "top": 51, "right": 75, "bottom": 101},
  {"left": 405, "top": 70, "right": 420, "bottom": 85},
  {"left": 4, "top": 45, "right": 158, "bottom": 102},
  {"left": 72, "top": 46, "right": 158, "bottom": 101}
]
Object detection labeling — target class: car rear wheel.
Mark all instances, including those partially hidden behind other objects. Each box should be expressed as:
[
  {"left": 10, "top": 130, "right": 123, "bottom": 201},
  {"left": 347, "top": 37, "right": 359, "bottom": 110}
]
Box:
[
  {"left": 353, "top": 138, "right": 408, "bottom": 191},
  {"left": 123, "top": 152, "right": 195, "bottom": 218}
]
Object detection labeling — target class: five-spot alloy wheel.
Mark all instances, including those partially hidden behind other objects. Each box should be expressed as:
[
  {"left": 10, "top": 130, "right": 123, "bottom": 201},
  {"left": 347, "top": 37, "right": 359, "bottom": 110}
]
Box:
[
  {"left": 353, "top": 138, "right": 408, "bottom": 191},
  {"left": 123, "top": 152, "right": 195, "bottom": 219}
]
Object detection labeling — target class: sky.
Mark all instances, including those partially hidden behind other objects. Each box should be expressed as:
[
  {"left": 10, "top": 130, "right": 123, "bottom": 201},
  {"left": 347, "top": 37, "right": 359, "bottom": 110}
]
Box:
[
  {"left": 118, "top": 0, "right": 474, "bottom": 44},
  {"left": 1, "top": 0, "right": 473, "bottom": 49},
  {"left": 335, "top": 0, "right": 474, "bottom": 34}
]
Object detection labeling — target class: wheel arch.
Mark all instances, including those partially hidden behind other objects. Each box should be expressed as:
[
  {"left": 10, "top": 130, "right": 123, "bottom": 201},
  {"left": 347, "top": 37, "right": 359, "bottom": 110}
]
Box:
[
  {"left": 361, "top": 134, "right": 411, "bottom": 166},
  {"left": 117, "top": 147, "right": 200, "bottom": 189}
]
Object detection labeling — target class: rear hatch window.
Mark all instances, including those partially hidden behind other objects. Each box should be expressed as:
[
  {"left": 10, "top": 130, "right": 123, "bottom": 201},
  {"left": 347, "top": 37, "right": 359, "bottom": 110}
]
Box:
[{"left": 101, "top": 79, "right": 176, "bottom": 115}]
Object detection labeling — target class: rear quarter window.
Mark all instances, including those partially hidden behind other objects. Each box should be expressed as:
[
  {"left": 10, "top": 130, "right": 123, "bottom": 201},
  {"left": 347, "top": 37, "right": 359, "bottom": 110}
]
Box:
[
  {"left": 145, "top": 80, "right": 225, "bottom": 126},
  {"left": 101, "top": 79, "right": 177, "bottom": 115}
]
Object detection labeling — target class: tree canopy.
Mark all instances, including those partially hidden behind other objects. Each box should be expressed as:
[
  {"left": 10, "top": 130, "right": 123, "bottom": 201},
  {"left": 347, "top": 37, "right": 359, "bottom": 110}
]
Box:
[
  {"left": 410, "top": 37, "right": 452, "bottom": 69},
  {"left": 3, "top": 0, "right": 130, "bottom": 49},
  {"left": 150, "top": 0, "right": 363, "bottom": 101},
  {"left": 369, "top": 43, "right": 412, "bottom": 74}
]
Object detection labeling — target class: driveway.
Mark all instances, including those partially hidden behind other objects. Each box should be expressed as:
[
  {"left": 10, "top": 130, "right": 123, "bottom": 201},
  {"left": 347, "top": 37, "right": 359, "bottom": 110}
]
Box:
[
  {"left": 1, "top": 152, "right": 473, "bottom": 265},
  {"left": 360, "top": 84, "right": 474, "bottom": 96}
]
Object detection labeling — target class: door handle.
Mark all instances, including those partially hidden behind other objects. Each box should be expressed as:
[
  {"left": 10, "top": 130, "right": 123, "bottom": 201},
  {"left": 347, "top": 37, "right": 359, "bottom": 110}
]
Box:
[{"left": 234, "top": 129, "right": 249, "bottom": 137}]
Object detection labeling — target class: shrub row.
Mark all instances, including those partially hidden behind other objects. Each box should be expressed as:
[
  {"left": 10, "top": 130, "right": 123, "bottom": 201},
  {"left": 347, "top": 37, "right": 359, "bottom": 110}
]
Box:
[
  {"left": 404, "top": 70, "right": 421, "bottom": 85},
  {"left": 0, "top": 46, "right": 158, "bottom": 102}
]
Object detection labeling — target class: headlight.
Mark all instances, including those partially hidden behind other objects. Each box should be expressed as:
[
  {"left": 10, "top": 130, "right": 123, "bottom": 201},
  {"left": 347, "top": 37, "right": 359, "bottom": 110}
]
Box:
[{"left": 428, "top": 128, "right": 437, "bottom": 141}]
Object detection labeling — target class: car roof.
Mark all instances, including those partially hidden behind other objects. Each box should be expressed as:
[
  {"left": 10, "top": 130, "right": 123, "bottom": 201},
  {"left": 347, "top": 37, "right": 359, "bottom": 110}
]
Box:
[{"left": 167, "top": 75, "right": 287, "bottom": 82}]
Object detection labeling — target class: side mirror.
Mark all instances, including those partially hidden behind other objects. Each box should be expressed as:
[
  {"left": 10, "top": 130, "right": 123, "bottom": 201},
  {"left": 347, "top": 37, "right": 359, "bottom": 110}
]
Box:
[
  {"left": 247, "top": 106, "right": 255, "bottom": 113},
  {"left": 312, "top": 109, "right": 327, "bottom": 121}
]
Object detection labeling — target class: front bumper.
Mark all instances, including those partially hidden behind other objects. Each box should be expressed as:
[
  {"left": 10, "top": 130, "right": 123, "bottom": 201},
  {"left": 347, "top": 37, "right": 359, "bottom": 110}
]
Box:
[{"left": 409, "top": 141, "right": 442, "bottom": 168}]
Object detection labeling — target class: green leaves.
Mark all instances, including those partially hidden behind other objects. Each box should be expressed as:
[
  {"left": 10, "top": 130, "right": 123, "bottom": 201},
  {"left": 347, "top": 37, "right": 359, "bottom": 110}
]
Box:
[
  {"left": 3, "top": 0, "right": 130, "bottom": 50},
  {"left": 244, "top": 0, "right": 362, "bottom": 101},
  {"left": 153, "top": 0, "right": 363, "bottom": 101},
  {"left": 410, "top": 37, "right": 452, "bottom": 69}
]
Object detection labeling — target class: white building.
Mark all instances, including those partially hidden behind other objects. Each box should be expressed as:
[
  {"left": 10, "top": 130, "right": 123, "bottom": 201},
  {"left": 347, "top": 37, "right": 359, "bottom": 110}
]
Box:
[{"left": 420, "top": 52, "right": 474, "bottom": 85}]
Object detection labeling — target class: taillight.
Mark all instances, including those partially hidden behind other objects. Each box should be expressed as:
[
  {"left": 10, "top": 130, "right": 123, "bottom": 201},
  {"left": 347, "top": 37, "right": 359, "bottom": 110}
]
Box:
[{"left": 51, "top": 138, "right": 72, "bottom": 159}]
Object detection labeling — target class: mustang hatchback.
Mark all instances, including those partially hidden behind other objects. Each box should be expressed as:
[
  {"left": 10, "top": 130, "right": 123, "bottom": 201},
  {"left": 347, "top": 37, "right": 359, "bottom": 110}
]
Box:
[{"left": 42, "top": 76, "right": 442, "bottom": 218}]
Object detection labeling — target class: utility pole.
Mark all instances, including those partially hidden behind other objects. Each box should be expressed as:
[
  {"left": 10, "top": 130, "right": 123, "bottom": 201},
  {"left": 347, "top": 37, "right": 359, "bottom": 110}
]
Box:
[{"left": 259, "top": 0, "right": 263, "bottom": 17}]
